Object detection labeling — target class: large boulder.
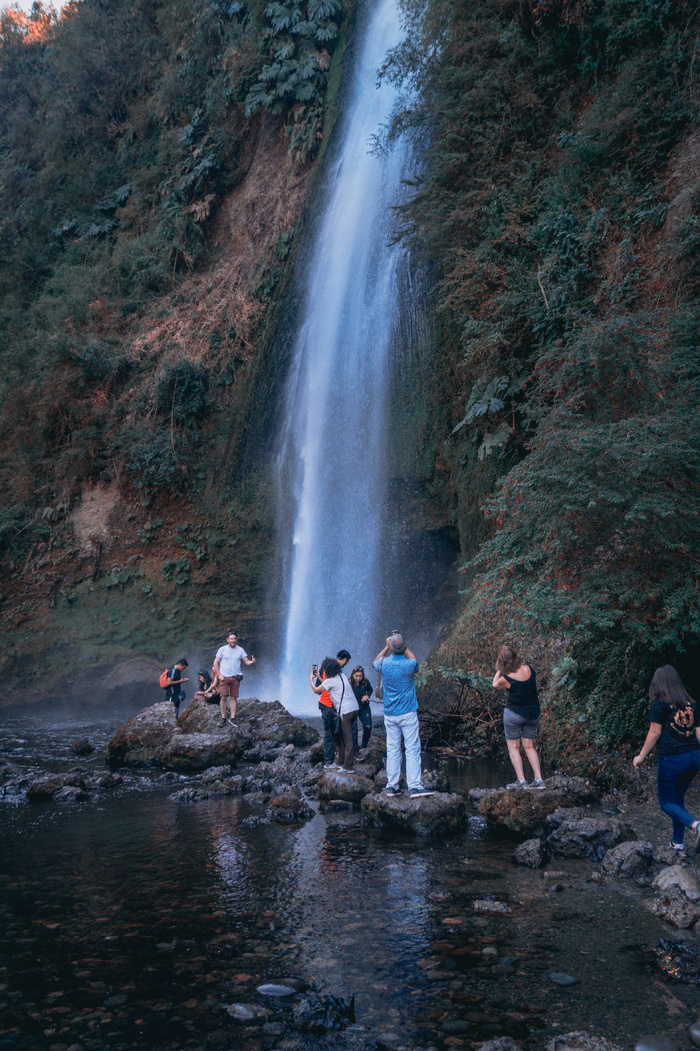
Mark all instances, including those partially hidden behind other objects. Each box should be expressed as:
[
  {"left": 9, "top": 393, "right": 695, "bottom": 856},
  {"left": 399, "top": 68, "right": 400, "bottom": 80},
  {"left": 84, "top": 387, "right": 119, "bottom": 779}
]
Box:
[
  {"left": 546, "top": 815, "right": 636, "bottom": 861},
  {"left": 106, "top": 701, "right": 180, "bottom": 767},
  {"left": 180, "top": 697, "right": 319, "bottom": 748},
  {"left": 361, "top": 791, "right": 466, "bottom": 836},
  {"left": 478, "top": 776, "right": 601, "bottom": 835},
  {"left": 601, "top": 841, "right": 655, "bottom": 879},
  {"left": 318, "top": 769, "right": 375, "bottom": 805},
  {"left": 106, "top": 697, "right": 318, "bottom": 770},
  {"left": 161, "top": 732, "right": 249, "bottom": 771}
]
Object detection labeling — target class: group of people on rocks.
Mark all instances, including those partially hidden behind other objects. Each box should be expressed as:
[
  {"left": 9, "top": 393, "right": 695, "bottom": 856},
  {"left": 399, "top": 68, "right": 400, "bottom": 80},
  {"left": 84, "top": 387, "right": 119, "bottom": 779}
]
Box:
[
  {"left": 162, "top": 630, "right": 700, "bottom": 838},
  {"left": 311, "top": 633, "right": 436, "bottom": 798},
  {"left": 162, "top": 632, "right": 256, "bottom": 724}
]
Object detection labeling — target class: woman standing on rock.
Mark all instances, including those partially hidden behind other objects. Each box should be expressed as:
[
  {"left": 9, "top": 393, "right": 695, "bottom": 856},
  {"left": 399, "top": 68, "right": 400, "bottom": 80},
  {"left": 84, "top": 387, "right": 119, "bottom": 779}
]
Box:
[
  {"left": 633, "top": 665, "right": 700, "bottom": 852},
  {"left": 492, "top": 644, "right": 545, "bottom": 789},
  {"left": 349, "top": 665, "right": 373, "bottom": 758},
  {"left": 309, "top": 658, "right": 358, "bottom": 772}
]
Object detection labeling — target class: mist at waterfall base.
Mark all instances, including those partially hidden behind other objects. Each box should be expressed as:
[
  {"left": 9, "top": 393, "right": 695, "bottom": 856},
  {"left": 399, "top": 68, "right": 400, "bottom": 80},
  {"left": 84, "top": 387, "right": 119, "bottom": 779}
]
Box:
[{"left": 261, "top": 0, "right": 450, "bottom": 717}]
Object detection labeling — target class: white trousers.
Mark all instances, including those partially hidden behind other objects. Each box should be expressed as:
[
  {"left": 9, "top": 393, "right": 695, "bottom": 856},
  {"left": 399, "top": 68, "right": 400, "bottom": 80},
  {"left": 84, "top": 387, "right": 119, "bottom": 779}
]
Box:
[{"left": 385, "top": 711, "right": 424, "bottom": 791}]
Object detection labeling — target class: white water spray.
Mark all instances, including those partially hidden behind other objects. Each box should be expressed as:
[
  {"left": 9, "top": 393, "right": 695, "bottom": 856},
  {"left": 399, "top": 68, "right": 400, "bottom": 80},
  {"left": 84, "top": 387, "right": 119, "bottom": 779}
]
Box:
[{"left": 276, "top": 0, "right": 411, "bottom": 715}]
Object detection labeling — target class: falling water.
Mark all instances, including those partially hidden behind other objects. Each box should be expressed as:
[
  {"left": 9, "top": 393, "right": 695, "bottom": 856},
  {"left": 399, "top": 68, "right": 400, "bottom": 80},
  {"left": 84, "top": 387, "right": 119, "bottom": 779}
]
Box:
[{"left": 275, "top": 0, "right": 411, "bottom": 714}]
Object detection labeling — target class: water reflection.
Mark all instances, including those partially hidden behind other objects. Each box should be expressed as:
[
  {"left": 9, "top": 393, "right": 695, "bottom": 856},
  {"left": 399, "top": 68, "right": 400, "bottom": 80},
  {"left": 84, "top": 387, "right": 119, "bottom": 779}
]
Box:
[{"left": 2, "top": 716, "right": 700, "bottom": 1050}]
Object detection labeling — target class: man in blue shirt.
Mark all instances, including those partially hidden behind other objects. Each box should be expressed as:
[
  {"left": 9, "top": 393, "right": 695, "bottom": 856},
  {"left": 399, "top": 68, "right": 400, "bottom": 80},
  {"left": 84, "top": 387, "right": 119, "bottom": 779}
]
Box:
[{"left": 373, "top": 633, "right": 434, "bottom": 798}]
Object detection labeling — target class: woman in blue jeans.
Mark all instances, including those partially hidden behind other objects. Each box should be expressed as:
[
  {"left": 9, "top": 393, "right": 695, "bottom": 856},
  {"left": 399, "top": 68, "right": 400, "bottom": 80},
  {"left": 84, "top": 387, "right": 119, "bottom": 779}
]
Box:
[{"left": 633, "top": 665, "right": 700, "bottom": 852}]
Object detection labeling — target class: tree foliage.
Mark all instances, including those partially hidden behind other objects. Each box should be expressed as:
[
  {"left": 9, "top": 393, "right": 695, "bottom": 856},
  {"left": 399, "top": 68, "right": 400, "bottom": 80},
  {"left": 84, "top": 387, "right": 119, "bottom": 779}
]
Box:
[
  {"left": 0, "top": 0, "right": 344, "bottom": 565},
  {"left": 383, "top": 0, "right": 700, "bottom": 737}
]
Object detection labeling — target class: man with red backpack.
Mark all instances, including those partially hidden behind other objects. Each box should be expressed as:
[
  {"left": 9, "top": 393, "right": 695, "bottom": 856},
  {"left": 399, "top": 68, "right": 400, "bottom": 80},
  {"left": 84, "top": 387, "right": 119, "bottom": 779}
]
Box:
[{"left": 160, "top": 659, "right": 189, "bottom": 712}]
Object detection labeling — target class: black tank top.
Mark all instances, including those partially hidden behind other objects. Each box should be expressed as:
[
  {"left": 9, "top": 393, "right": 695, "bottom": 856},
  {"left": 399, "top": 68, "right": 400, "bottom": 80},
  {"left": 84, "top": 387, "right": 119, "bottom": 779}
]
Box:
[{"left": 504, "top": 665, "right": 540, "bottom": 719}]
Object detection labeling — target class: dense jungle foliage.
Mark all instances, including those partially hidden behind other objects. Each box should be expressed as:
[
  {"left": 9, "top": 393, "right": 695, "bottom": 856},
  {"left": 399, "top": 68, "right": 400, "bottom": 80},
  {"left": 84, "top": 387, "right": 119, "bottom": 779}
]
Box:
[
  {"left": 0, "top": 0, "right": 344, "bottom": 564},
  {"left": 384, "top": 0, "right": 700, "bottom": 741}
]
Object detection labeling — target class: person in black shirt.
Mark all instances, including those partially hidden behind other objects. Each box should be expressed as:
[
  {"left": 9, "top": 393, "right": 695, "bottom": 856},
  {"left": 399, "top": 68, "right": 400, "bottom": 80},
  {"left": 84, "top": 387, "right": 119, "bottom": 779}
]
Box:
[
  {"left": 163, "top": 659, "right": 189, "bottom": 711},
  {"left": 633, "top": 665, "right": 700, "bottom": 852},
  {"left": 492, "top": 644, "right": 545, "bottom": 790},
  {"left": 349, "top": 665, "right": 373, "bottom": 757}
]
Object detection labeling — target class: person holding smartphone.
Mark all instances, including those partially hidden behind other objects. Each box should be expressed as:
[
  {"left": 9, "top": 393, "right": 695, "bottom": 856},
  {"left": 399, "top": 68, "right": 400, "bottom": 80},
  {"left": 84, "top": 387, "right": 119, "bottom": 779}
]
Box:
[{"left": 373, "top": 633, "right": 434, "bottom": 798}]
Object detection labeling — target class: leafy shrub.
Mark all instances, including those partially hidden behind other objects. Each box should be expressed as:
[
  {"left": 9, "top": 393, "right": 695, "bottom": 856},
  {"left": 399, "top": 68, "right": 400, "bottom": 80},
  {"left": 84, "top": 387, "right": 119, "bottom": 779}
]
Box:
[{"left": 156, "top": 361, "right": 211, "bottom": 421}]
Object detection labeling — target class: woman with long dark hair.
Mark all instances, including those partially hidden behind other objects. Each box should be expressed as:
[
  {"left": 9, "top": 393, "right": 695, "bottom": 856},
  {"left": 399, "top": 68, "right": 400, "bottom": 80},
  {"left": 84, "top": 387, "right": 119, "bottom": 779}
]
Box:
[
  {"left": 492, "top": 644, "right": 545, "bottom": 789},
  {"left": 633, "top": 665, "right": 700, "bottom": 852},
  {"left": 349, "top": 665, "right": 373, "bottom": 758}
]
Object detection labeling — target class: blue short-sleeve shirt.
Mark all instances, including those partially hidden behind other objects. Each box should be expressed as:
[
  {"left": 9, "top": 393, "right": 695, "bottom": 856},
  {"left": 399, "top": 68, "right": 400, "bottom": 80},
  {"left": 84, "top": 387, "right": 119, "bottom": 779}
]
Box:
[{"left": 373, "top": 654, "right": 419, "bottom": 716}]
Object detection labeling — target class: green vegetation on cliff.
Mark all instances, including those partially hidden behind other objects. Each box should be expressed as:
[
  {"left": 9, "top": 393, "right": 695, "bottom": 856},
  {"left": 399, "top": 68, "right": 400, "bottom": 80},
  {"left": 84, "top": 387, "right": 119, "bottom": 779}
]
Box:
[
  {"left": 386, "top": 0, "right": 700, "bottom": 741},
  {"left": 0, "top": 0, "right": 348, "bottom": 689}
]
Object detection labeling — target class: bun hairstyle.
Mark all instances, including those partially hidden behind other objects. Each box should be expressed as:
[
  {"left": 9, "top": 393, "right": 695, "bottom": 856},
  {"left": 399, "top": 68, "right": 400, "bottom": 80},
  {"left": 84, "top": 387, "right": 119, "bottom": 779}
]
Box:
[
  {"left": 649, "top": 665, "right": 695, "bottom": 709},
  {"left": 496, "top": 645, "right": 520, "bottom": 676}
]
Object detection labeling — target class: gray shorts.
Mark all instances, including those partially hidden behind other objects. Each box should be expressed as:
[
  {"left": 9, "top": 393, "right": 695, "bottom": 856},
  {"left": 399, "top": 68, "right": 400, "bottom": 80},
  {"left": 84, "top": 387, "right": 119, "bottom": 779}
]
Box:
[{"left": 503, "top": 708, "right": 539, "bottom": 740}]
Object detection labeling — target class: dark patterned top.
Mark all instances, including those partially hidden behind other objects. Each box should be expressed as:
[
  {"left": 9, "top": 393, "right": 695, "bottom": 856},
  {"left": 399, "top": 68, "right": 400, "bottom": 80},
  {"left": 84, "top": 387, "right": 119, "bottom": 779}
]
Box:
[{"left": 650, "top": 697, "right": 700, "bottom": 756}]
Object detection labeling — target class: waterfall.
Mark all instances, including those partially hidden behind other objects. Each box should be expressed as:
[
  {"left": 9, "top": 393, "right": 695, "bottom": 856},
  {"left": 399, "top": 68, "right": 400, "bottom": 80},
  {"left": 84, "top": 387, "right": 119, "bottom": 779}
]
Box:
[{"left": 276, "top": 0, "right": 411, "bottom": 715}]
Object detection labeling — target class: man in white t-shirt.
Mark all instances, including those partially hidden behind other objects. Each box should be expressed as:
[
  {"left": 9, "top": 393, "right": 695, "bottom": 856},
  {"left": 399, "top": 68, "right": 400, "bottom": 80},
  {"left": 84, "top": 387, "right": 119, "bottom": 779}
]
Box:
[{"left": 213, "top": 632, "right": 256, "bottom": 723}]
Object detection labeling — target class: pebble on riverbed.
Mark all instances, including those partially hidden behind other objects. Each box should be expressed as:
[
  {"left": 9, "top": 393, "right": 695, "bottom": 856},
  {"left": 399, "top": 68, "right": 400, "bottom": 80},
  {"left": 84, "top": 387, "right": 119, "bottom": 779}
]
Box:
[
  {"left": 226, "top": 1002, "right": 273, "bottom": 1021},
  {"left": 548, "top": 972, "right": 577, "bottom": 986},
  {"left": 472, "top": 899, "right": 511, "bottom": 915}
]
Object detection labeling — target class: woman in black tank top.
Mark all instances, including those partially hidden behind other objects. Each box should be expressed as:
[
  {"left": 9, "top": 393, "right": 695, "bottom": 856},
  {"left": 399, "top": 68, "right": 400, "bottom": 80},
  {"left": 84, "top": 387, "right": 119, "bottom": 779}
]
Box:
[{"left": 492, "top": 644, "right": 545, "bottom": 790}]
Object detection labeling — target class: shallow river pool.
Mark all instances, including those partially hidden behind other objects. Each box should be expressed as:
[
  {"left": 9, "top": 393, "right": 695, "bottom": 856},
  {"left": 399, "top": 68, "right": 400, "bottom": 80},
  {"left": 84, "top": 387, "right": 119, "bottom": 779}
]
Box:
[{"left": 1, "top": 707, "right": 699, "bottom": 1051}]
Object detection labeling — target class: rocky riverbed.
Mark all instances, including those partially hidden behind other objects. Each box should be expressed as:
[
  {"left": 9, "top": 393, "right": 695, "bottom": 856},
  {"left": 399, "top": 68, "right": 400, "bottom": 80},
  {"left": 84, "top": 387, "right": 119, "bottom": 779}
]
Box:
[{"left": 2, "top": 699, "right": 700, "bottom": 1051}]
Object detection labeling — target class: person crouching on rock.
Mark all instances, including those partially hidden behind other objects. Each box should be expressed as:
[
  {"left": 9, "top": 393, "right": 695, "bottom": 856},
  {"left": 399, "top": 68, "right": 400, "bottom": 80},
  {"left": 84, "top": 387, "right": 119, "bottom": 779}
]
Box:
[
  {"left": 373, "top": 634, "right": 435, "bottom": 798},
  {"left": 633, "top": 665, "right": 700, "bottom": 854},
  {"left": 310, "top": 658, "right": 358, "bottom": 772},
  {"left": 492, "top": 644, "right": 545, "bottom": 790},
  {"left": 194, "top": 669, "right": 220, "bottom": 705}
]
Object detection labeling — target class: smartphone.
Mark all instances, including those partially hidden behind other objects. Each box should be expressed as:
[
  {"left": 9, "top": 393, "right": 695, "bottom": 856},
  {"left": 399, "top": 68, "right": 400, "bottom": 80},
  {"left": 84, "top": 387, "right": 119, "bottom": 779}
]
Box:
[{"left": 312, "top": 664, "right": 318, "bottom": 673}]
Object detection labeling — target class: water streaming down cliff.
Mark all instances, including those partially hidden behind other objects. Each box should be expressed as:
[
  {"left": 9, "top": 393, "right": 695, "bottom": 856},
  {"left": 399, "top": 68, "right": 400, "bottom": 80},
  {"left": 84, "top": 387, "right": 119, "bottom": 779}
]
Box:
[{"left": 275, "top": 0, "right": 412, "bottom": 715}]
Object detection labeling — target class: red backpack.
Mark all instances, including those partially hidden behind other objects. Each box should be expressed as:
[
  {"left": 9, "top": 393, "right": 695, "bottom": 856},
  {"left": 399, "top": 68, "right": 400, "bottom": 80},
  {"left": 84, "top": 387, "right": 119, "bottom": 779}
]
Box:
[{"left": 159, "top": 668, "right": 170, "bottom": 689}]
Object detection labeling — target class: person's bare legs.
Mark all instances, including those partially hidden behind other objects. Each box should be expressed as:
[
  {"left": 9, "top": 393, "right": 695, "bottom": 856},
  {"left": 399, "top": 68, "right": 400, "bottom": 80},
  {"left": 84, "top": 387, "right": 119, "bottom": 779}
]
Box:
[
  {"left": 229, "top": 680, "right": 240, "bottom": 722},
  {"left": 507, "top": 739, "right": 526, "bottom": 781},
  {"left": 219, "top": 695, "right": 227, "bottom": 720},
  {"left": 522, "top": 738, "right": 542, "bottom": 780}
]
